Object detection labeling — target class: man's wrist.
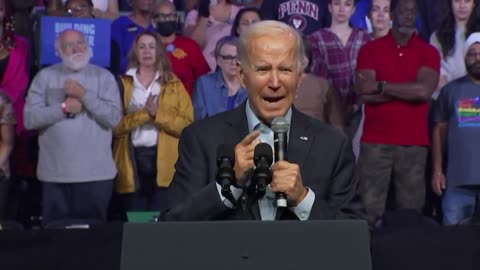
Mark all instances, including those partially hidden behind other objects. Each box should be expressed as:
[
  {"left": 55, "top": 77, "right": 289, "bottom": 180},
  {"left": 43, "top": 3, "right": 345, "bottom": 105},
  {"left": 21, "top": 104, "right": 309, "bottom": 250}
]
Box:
[
  {"left": 375, "top": 80, "right": 386, "bottom": 95},
  {"left": 61, "top": 102, "right": 68, "bottom": 114}
]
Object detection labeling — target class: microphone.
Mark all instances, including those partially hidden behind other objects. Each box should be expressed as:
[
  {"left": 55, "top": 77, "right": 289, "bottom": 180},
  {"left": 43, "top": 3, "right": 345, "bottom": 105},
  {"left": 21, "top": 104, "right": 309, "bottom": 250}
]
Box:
[
  {"left": 253, "top": 143, "right": 273, "bottom": 198},
  {"left": 272, "top": 116, "right": 290, "bottom": 208},
  {"left": 216, "top": 144, "right": 237, "bottom": 205}
]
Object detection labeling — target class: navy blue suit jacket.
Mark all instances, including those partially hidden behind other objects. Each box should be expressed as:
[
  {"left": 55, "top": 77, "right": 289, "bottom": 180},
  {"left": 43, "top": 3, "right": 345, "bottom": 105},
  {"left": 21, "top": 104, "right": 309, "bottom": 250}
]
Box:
[{"left": 162, "top": 104, "right": 364, "bottom": 221}]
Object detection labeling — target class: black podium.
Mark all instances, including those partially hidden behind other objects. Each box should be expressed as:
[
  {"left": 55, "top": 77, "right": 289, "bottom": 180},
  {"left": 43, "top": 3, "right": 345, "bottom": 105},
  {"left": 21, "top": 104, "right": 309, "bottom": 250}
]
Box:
[{"left": 121, "top": 220, "right": 371, "bottom": 270}]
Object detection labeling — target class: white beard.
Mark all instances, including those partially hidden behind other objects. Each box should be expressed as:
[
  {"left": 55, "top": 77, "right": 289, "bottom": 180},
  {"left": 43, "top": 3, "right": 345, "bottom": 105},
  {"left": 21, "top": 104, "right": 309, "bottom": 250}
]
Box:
[{"left": 61, "top": 49, "right": 92, "bottom": 71}]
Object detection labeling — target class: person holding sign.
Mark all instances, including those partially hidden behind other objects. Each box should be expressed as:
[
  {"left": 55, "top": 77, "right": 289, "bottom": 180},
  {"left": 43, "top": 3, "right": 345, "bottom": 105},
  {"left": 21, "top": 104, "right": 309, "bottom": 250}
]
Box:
[
  {"left": 24, "top": 29, "right": 122, "bottom": 227},
  {"left": 113, "top": 31, "right": 193, "bottom": 213}
]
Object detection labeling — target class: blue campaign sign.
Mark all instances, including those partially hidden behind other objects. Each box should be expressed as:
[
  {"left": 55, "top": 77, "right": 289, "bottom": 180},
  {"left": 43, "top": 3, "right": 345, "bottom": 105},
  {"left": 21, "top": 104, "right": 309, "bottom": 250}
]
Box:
[{"left": 40, "top": 16, "right": 111, "bottom": 67}]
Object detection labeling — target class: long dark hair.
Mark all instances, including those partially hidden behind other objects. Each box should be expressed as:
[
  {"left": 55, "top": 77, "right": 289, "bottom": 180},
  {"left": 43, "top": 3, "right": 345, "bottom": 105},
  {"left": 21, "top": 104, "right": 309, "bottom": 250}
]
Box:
[
  {"left": 436, "top": 0, "right": 479, "bottom": 59},
  {"left": 230, "top": 7, "right": 262, "bottom": 37}
]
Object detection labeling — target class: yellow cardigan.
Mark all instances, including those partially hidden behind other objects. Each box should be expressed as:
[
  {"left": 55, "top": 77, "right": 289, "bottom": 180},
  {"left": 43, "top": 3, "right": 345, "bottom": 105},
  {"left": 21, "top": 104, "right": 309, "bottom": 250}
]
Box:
[{"left": 113, "top": 74, "right": 193, "bottom": 194}]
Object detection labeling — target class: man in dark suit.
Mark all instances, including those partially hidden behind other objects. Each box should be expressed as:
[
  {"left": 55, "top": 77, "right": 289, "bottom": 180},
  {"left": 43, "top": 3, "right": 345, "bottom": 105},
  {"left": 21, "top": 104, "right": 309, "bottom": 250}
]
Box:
[{"left": 161, "top": 20, "right": 363, "bottom": 221}]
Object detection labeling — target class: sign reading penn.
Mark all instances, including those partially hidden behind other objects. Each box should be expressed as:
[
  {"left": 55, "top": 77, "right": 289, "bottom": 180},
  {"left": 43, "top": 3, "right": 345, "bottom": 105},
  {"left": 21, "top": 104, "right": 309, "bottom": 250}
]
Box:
[{"left": 40, "top": 16, "right": 111, "bottom": 67}]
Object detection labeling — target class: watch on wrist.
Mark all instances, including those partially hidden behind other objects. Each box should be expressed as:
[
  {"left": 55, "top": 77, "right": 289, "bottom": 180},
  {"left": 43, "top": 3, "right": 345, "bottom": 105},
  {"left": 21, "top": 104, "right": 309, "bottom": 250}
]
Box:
[{"left": 376, "top": 80, "right": 386, "bottom": 95}]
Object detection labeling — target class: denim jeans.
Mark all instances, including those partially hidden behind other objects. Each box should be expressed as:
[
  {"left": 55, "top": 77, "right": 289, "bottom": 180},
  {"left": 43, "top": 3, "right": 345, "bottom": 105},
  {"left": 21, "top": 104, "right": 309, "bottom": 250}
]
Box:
[{"left": 442, "top": 186, "right": 480, "bottom": 225}]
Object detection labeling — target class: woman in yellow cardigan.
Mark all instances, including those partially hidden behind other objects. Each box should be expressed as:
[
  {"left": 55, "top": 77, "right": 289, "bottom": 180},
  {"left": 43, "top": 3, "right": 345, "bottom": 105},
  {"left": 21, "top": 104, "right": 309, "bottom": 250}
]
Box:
[{"left": 113, "top": 31, "right": 193, "bottom": 212}]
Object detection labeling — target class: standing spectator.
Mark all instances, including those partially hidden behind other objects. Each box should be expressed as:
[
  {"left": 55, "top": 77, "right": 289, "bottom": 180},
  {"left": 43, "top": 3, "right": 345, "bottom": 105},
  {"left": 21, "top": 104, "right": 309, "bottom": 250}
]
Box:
[
  {"left": 308, "top": 0, "right": 371, "bottom": 133},
  {"left": 355, "top": 0, "right": 440, "bottom": 225},
  {"left": 231, "top": 7, "right": 262, "bottom": 36},
  {"left": 193, "top": 36, "right": 247, "bottom": 120},
  {"left": 0, "top": 91, "right": 16, "bottom": 221},
  {"left": 430, "top": 0, "right": 478, "bottom": 96},
  {"left": 259, "top": 0, "right": 330, "bottom": 35},
  {"left": 0, "top": 1, "right": 31, "bottom": 179},
  {"left": 352, "top": 0, "right": 391, "bottom": 159},
  {"left": 368, "top": 0, "right": 391, "bottom": 38},
  {"left": 184, "top": 0, "right": 241, "bottom": 71},
  {"left": 114, "top": 31, "right": 193, "bottom": 212},
  {"left": 294, "top": 36, "right": 344, "bottom": 130},
  {"left": 152, "top": 0, "right": 210, "bottom": 96},
  {"left": 48, "top": 0, "right": 120, "bottom": 19},
  {"left": 24, "top": 30, "right": 122, "bottom": 226},
  {"left": 432, "top": 33, "right": 480, "bottom": 225},
  {"left": 112, "top": 0, "right": 156, "bottom": 74},
  {"left": 64, "top": 0, "right": 122, "bottom": 76}
]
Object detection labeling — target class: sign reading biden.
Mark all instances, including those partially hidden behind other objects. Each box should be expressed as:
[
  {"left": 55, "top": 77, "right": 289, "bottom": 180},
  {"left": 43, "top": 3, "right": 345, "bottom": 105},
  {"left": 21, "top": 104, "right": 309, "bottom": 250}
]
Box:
[{"left": 40, "top": 16, "right": 111, "bottom": 67}]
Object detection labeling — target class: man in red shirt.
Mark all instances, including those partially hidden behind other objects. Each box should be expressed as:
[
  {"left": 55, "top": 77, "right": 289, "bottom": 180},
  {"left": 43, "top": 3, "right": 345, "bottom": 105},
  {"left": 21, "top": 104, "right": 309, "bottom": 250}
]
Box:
[
  {"left": 355, "top": 0, "right": 440, "bottom": 226},
  {"left": 153, "top": 0, "right": 211, "bottom": 97}
]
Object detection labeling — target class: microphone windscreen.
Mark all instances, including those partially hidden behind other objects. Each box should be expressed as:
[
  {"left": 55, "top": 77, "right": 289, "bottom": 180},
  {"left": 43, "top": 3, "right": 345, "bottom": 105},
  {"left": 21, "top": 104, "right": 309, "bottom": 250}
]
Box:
[
  {"left": 216, "top": 144, "right": 235, "bottom": 167},
  {"left": 254, "top": 143, "right": 273, "bottom": 166},
  {"left": 272, "top": 116, "right": 290, "bottom": 133}
]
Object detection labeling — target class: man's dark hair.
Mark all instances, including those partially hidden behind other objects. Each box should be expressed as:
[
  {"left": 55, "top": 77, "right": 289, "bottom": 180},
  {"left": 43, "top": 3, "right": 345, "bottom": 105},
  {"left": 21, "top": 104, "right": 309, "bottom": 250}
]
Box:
[{"left": 390, "top": 0, "right": 398, "bottom": 11}]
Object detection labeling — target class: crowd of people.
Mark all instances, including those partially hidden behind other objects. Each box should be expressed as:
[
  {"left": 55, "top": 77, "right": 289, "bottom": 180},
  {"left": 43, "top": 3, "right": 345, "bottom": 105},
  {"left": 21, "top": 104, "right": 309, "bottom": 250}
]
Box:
[{"left": 0, "top": 0, "right": 479, "bottom": 229}]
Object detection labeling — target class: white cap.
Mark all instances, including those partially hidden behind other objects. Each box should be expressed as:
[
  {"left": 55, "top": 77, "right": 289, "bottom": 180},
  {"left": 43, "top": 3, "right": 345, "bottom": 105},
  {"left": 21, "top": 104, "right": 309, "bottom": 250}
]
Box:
[{"left": 464, "top": 32, "right": 480, "bottom": 58}]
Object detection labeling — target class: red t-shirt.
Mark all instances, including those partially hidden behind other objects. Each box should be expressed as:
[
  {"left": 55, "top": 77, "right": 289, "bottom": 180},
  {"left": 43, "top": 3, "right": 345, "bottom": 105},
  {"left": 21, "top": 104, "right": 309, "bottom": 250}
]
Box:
[
  {"left": 356, "top": 32, "right": 440, "bottom": 146},
  {"left": 165, "top": 36, "right": 211, "bottom": 96}
]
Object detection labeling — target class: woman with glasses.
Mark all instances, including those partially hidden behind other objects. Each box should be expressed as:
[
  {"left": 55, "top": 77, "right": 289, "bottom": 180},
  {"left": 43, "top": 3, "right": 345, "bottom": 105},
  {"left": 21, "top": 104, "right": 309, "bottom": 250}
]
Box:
[
  {"left": 48, "top": 0, "right": 119, "bottom": 19},
  {"left": 113, "top": 31, "right": 193, "bottom": 212},
  {"left": 192, "top": 35, "right": 247, "bottom": 121}
]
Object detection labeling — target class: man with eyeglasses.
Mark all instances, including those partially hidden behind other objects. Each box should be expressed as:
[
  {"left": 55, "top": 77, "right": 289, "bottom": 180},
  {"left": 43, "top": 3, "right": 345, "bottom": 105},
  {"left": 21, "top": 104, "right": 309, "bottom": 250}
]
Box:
[
  {"left": 432, "top": 33, "right": 480, "bottom": 225},
  {"left": 24, "top": 29, "right": 122, "bottom": 227},
  {"left": 152, "top": 0, "right": 210, "bottom": 97}
]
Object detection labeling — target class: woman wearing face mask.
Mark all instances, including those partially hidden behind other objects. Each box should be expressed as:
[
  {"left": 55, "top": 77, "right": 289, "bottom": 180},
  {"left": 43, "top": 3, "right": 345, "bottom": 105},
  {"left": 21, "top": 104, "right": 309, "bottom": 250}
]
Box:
[
  {"left": 152, "top": 0, "right": 210, "bottom": 97},
  {"left": 113, "top": 31, "right": 193, "bottom": 212},
  {"left": 230, "top": 7, "right": 262, "bottom": 37},
  {"left": 430, "top": 0, "right": 479, "bottom": 96},
  {"left": 192, "top": 36, "right": 247, "bottom": 120}
]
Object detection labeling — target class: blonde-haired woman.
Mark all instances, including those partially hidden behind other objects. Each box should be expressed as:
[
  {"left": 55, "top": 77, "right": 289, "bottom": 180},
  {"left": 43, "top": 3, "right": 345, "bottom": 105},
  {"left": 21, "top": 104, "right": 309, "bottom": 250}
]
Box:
[{"left": 113, "top": 31, "right": 193, "bottom": 212}]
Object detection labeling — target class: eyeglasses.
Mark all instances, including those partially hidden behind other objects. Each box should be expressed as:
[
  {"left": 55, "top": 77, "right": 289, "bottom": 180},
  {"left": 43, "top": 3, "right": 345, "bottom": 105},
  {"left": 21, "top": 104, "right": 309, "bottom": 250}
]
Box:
[
  {"left": 219, "top": 54, "right": 237, "bottom": 62},
  {"left": 67, "top": 4, "right": 89, "bottom": 16},
  {"left": 152, "top": 12, "right": 177, "bottom": 21}
]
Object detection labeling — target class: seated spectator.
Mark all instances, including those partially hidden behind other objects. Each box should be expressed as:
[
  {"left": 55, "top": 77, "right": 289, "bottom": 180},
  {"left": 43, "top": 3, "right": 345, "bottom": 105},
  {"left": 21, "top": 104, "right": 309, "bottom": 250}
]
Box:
[
  {"left": 193, "top": 35, "right": 247, "bottom": 121},
  {"left": 63, "top": 0, "right": 122, "bottom": 76},
  {"left": 184, "top": 0, "right": 241, "bottom": 70},
  {"left": 48, "top": 0, "right": 119, "bottom": 19},
  {"left": 231, "top": 7, "right": 262, "bottom": 36},
  {"left": 24, "top": 29, "right": 122, "bottom": 226},
  {"left": 112, "top": 0, "right": 155, "bottom": 74},
  {"left": 294, "top": 36, "right": 343, "bottom": 131},
  {"left": 113, "top": 31, "right": 193, "bottom": 212},
  {"left": 0, "top": 91, "right": 16, "bottom": 220},
  {"left": 152, "top": 0, "right": 210, "bottom": 96}
]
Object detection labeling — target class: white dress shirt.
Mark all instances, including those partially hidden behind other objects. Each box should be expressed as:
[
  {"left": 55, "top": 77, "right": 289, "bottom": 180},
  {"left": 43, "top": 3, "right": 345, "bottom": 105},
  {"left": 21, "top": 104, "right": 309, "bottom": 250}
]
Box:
[{"left": 126, "top": 68, "right": 161, "bottom": 147}]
